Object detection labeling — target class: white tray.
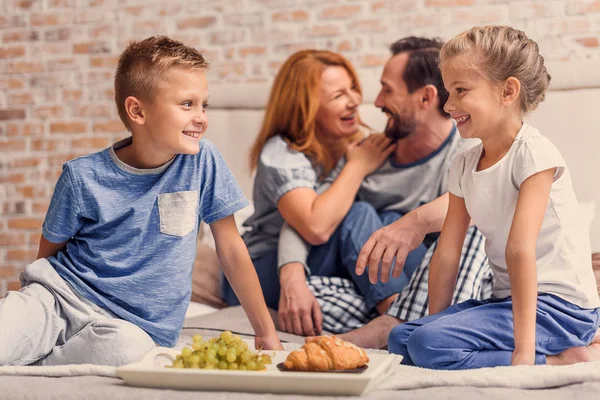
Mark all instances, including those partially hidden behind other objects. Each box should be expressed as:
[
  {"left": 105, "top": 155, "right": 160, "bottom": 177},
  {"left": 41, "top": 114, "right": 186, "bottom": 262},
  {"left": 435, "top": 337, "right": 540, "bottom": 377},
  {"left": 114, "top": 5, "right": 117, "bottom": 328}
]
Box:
[{"left": 117, "top": 346, "right": 400, "bottom": 396}]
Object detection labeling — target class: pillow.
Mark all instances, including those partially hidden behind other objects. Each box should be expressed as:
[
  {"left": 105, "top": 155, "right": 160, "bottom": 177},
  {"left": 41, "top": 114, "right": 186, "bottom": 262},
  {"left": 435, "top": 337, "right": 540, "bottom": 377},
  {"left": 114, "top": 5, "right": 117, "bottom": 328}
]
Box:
[
  {"left": 593, "top": 253, "right": 600, "bottom": 296},
  {"left": 190, "top": 242, "right": 227, "bottom": 308}
]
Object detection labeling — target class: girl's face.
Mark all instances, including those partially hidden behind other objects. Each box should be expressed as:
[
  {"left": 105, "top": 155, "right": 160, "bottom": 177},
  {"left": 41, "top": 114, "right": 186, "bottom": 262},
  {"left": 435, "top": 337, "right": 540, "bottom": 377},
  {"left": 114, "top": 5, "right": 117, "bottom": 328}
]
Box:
[
  {"left": 441, "top": 56, "right": 505, "bottom": 141},
  {"left": 315, "top": 66, "right": 362, "bottom": 140}
]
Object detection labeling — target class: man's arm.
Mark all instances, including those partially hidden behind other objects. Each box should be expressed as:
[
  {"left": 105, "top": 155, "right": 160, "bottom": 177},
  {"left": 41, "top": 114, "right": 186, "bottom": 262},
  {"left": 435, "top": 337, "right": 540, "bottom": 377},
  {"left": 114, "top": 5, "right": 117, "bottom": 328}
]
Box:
[{"left": 356, "top": 193, "right": 450, "bottom": 284}]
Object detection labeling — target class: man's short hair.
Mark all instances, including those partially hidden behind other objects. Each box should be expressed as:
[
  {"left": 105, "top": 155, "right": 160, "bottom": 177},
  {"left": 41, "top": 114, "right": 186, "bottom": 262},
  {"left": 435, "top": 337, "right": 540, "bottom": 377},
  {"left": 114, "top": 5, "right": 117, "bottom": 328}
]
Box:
[
  {"left": 114, "top": 36, "right": 209, "bottom": 130},
  {"left": 390, "top": 37, "right": 449, "bottom": 118}
]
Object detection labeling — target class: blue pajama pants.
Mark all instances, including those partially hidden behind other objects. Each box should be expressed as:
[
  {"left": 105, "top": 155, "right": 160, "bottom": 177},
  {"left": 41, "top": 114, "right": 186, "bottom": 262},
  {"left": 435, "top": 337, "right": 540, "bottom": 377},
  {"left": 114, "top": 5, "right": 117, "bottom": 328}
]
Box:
[
  {"left": 388, "top": 293, "right": 600, "bottom": 370},
  {"left": 222, "top": 201, "right": 427, "bottom": 311}
]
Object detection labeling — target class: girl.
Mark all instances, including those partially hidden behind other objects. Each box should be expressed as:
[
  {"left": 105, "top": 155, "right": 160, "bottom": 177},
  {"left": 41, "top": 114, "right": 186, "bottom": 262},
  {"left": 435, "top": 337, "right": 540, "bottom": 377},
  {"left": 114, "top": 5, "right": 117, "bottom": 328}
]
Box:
[{"left": 387, "top": 26, "right": 600, "bottom": 369}]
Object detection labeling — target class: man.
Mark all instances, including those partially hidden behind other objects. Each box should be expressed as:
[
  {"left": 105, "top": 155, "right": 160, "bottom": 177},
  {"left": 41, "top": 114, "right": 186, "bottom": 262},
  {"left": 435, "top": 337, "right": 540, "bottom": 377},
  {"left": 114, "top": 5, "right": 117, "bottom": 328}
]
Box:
[{"left": 277, "top": 37, "right": 491, "bottom": 348}]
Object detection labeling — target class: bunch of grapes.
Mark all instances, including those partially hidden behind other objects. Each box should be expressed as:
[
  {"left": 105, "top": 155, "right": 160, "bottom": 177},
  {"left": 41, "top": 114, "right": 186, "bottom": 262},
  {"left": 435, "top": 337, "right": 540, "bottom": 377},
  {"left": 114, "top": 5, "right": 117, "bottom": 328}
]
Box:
[{"left": 169, "top": 330, "right": 273, "bottom": 371}]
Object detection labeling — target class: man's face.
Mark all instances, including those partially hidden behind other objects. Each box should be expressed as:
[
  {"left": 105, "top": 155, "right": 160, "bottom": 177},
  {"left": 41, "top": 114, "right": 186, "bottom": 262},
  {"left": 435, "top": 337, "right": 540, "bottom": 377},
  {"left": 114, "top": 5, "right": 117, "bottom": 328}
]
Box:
[{"left": 374, "top": 53, "right": 419, "bottom": 141}]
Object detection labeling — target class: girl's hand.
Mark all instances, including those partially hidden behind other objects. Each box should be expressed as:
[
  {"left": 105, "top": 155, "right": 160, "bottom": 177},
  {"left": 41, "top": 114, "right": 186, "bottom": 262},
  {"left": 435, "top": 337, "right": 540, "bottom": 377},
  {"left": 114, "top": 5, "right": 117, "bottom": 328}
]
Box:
[
  {"left": 346, "top": 133, "right": 396, "bottom": 177},
  {"left": 255, "top": 333, "right": 284, "bottom": 351},
  {"left": 511, "top": 348, "right": 536, "bottom": 366}
]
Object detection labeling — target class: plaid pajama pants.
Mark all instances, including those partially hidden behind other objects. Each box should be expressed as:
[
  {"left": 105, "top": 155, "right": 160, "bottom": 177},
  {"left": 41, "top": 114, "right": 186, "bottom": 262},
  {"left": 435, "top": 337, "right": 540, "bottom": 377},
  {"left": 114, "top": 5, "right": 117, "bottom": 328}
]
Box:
[{"left": 307, "top": 226, "right": 492, "bottom": 334}]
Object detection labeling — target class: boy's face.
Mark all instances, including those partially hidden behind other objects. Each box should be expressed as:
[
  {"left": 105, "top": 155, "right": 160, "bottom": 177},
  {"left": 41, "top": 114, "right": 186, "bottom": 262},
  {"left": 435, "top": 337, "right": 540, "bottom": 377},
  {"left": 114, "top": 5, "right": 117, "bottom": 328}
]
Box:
[{"left": 142, "top": 67, "right": 209, "bottom": 157}]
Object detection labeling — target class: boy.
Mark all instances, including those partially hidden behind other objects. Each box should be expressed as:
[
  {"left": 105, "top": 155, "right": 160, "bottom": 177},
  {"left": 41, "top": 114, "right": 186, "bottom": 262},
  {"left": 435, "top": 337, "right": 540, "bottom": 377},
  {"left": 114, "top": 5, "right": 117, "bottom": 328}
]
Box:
[{"left": 0, "top": 36, "right": 282, "bottom": 367}]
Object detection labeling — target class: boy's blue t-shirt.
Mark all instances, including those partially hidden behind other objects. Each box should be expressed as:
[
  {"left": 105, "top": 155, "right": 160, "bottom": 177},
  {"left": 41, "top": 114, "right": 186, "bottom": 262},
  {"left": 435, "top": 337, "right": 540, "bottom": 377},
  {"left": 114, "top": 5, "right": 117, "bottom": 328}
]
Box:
[{"left": 42, "top": 137, "right": 248, "bottom": 347}]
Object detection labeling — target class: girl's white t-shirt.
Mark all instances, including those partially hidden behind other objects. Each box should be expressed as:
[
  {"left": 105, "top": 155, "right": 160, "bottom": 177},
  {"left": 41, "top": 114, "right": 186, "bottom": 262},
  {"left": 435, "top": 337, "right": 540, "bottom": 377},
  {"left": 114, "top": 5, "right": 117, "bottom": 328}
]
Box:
[{"left": 449, "top": 123, "right": 600, "bottom": 309}]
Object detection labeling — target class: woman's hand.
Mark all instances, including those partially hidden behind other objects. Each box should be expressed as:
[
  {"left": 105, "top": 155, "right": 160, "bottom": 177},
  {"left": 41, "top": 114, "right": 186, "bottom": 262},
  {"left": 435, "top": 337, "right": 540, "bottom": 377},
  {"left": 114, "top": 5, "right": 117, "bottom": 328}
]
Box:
[
  {"left": 346, "top": 133, "right": 396, "bottom": 177},
  {"left": 255, "top": 333, "right": 284, "bottom": 351},
  {"left": 278, "top": 264, "right": 323, "bottom": 336}
]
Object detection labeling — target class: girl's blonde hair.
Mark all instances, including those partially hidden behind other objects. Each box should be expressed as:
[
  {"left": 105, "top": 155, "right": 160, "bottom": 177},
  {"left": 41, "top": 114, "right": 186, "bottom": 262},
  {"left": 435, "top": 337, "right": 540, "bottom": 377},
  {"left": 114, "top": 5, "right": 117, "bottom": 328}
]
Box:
[
  {"left": 249, "top": 50, "right": 363, "bottom": 176},
  {"left": 439, "top": 26, "right": 551, "bottom": 113}
]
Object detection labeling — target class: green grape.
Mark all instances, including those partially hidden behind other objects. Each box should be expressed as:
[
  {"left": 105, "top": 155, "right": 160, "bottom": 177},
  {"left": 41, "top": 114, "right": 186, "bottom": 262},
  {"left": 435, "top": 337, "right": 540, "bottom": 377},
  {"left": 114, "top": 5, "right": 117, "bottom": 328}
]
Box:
[
  {"left": 217, "top": 346, "right": 228, "bottom": 357},
  {"left": 181, "top": 347, "right": 192, "bottom": 358},
  {"left": 192, "top": 342, "right": 203, "bottom": 351},
  {"left": 170, "top": 333, "right": 274, "bottom": 372},
  {"left": 226, "top": 349, "right": 237, "bottom": 363},
  {"left": 240, "top": 350, "right": 252, "bottom": 364},
  {"left": 206, "top": 353, "right": 217, "bottom": 364},
  {"left": 220, "top": 331, "right": 233, "bottom": 341}
]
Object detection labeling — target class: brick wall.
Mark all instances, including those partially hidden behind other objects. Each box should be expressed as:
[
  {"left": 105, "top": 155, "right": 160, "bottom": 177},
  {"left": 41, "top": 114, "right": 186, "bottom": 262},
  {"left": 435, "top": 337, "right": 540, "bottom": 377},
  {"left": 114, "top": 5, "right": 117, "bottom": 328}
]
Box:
[{"left": 1, "top": 0, "right": 599, "bottom": 296}]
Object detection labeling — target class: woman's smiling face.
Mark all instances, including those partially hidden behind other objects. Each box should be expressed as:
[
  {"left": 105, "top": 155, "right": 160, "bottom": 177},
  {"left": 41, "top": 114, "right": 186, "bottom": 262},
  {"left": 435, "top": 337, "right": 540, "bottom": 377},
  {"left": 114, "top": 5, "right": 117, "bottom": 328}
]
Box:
[{"left": 314, "top": 66, "right": 362, "bottom": 140}]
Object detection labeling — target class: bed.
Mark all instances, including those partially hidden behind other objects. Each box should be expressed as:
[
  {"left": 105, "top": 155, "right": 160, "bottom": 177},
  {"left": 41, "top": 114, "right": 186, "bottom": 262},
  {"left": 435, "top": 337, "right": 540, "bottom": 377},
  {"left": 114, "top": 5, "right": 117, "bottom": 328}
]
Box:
[
  {"left": 2, "top": 306, "right": 600, "bottom": 399},
  {"left": 2, "top": 60, "right": 600, "bottom": 399}
]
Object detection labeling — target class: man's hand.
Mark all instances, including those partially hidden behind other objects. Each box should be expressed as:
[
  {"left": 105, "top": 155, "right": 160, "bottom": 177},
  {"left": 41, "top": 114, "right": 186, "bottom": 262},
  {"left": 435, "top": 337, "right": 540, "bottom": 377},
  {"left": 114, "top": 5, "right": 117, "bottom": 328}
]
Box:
[
  {"left": 255, "top": 333, "right": 284, "bottom": 351},
  {"left": 356, "top": 214, "right": 426, "bottom": 284},
  {"left": 278, "top": 268, "right": 323, "bottom": 336}
]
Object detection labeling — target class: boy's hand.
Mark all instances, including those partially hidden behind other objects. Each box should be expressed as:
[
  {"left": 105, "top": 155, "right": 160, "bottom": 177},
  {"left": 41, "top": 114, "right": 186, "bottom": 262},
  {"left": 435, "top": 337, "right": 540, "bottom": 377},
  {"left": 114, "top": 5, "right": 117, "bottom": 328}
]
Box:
[{"left": 255, "top": 333, "right": 284, "bottom": 351}]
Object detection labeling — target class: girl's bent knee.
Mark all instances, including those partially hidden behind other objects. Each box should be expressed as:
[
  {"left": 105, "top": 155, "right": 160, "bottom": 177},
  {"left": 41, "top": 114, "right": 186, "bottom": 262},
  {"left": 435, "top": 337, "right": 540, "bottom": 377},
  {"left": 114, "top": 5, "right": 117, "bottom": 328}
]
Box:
[{"left": 387, "top": 324, "right": 411, "bottom": 354}]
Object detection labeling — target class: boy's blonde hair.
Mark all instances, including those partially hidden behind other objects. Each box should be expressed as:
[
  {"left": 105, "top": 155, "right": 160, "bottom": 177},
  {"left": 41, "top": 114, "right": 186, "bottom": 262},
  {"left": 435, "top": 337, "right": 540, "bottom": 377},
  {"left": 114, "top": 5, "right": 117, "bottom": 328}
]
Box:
[
  {"left": 114, "top": 36, "right": 209, "bottom": 130},
  {"left": 439, "top": 26, "right": 551, "bottom": 113}
]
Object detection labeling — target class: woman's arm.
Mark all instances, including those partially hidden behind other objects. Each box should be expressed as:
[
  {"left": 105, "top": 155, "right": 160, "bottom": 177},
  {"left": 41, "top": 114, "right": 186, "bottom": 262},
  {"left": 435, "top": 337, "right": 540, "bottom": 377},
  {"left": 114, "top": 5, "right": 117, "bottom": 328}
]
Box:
[
  {"left": 428, "top": 193, "right": 471, "bottom": 314},
  {"left": 506, "top": 168, "right": 554, "bottom": 366},
  {"left": 279, "top": 134, "right": 395, "bottom": 245},
  {"left": 276, "top": 222, "right": 323, "bottom": 336},
  {"left": 211, "top": 215, "right": 283, "bottom": 350},
  {"left": 37, "top": 236, "right": 68, "bottom": 259}
]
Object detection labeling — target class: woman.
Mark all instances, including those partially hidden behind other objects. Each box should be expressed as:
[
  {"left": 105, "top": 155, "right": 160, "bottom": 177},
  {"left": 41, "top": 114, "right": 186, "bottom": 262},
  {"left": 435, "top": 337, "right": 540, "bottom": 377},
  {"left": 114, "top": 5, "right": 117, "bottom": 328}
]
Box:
[{"left": 221, "top": 50, "right": 404, "bottom": 334}]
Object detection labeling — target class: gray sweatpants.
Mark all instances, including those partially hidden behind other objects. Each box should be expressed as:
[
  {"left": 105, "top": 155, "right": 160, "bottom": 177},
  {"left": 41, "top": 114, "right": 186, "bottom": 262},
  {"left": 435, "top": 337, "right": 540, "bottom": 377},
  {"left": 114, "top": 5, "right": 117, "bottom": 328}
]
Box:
[{"left": 0, "top": 259, "right": 156, "bottom": 367}]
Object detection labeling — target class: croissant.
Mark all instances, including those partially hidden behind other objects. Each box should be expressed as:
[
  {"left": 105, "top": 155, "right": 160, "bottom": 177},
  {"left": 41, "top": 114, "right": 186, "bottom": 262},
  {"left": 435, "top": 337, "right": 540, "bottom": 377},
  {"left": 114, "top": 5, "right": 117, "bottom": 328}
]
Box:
[{"left": 283, "top": 336, "right": 369, "bottom": 371}]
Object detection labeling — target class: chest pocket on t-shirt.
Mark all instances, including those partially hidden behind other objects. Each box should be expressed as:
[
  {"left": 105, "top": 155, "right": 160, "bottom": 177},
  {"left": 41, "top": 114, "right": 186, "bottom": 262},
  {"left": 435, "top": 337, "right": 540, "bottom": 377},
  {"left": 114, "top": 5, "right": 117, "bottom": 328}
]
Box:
[{"left": 157, "top": 191, "right": 199, "bottom": 237}]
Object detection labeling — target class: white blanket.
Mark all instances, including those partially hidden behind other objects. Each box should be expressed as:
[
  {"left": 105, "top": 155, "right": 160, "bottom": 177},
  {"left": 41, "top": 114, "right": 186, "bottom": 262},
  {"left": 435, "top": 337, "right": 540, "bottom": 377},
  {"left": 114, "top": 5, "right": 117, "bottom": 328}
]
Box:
[
  {"left": 2, "top": 344, "right": 599, "bottom": 391},
  {"left": 379, "top": 359, "right": 600, "bottom": 390},
  {"left": 0, "top": 364, "right": 117, "bottom": 378}
]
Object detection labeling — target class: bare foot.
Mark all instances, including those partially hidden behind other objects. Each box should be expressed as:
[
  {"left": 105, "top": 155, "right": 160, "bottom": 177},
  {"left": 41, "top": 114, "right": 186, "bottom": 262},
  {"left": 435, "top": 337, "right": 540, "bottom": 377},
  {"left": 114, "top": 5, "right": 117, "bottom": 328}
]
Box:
[
  {"left": 375, "top": 294, "right": 398, "bottom": 314},
  {"left": 546, "top": 331, "right": 600, "bottom": 366},
  {"left": 338, "top": 315, "right": 403, "bottom": 349},
  {"left": 587, "top": 331, "right": 600, "bottom": 360}
]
